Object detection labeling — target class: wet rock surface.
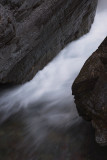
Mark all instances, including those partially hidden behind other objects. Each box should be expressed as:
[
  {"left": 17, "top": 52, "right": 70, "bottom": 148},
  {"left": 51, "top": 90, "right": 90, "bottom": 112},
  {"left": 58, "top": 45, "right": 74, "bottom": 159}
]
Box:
[
  {"left": 0, "top": 0, "right": 97, "bottom": 84},
  {"left": 0, "top": 113, "right": 107, "bottom": 160},
  {"left": 72, "top": 37, "right": 107, "bottom": 146}
]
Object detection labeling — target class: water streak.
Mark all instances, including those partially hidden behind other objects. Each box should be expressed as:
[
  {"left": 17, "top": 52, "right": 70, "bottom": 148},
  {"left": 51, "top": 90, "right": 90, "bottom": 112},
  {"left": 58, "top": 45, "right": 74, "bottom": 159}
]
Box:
[{"left": 0, "top": 0, "right": 107, "bottom": 143}]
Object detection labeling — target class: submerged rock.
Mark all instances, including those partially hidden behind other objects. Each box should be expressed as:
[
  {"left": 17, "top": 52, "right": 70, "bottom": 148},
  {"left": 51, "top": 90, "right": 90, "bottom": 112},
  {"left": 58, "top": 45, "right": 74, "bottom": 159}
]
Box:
[
  {"left": 0, "top": 114, "right": 107, "bottom": 160},
  {"left": 72, "top": 37, "right": 107, "bottom": 146},
  {"left": 0, "top": 0, "right": 98, "bottom": 84}
]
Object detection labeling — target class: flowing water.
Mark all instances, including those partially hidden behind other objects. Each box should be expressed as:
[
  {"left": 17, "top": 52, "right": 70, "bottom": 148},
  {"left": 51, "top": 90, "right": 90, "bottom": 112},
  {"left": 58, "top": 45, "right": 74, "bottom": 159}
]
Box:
[{"left": 0, "top": 1, "right": 107, "bottom": 160}]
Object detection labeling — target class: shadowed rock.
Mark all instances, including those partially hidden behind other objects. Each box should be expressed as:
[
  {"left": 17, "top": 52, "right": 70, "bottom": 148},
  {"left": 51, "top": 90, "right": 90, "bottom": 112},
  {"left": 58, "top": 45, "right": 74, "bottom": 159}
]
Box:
[
  {"left": 72, "top": 37, "right": 107, "bottom": 146},
  {"left": 0, "top": 0, "right": 97, "bottom": 84}
]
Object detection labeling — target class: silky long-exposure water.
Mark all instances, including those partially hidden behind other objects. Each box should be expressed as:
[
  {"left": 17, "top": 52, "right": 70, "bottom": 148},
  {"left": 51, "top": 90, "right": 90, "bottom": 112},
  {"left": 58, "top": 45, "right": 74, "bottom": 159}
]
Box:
[{"left": 0, "top": 0, "right": 107, "bottom": 160}]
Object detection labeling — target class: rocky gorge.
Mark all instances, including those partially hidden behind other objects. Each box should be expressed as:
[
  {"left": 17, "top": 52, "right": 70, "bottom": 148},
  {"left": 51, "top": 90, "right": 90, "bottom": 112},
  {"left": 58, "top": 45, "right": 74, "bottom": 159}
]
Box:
[
  {"left": 0, "top": 0, "right": 107, "bottom": 160},
  {"left": 0, "top": 0, "right": 97, "bottom": 84}
]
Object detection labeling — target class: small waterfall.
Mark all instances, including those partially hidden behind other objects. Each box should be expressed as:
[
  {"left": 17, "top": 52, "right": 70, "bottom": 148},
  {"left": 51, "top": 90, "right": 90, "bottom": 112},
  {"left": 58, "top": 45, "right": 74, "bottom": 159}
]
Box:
[{"left": 0, "top": 0, "right": 107, "bottom": 145}]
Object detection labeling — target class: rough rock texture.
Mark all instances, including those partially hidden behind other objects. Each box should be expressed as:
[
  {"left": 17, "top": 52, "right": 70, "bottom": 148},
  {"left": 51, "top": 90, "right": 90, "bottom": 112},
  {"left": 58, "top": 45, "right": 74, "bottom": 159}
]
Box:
[
  {"left": 0, "top": 0, "right": 97, "bottom": 84},
  {"left": 72, "top": 37, "right": 107, "bottom": 146}
]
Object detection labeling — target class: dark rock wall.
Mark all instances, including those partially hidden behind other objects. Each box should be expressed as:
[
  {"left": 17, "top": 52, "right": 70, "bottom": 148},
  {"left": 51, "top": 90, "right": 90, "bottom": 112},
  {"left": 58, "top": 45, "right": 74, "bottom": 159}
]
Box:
[
  {"left": 72, "top": 37, "right": 107, "bottom": 146},
  {"left": 0, "top": 0, "right": 98, "bottom": 84}
]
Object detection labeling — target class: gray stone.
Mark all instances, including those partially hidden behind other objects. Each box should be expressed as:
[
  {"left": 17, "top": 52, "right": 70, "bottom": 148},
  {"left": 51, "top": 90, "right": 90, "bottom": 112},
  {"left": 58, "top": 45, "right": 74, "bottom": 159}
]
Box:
[{"left": 0, "top": 0, "right": 98, "bottom": 84}]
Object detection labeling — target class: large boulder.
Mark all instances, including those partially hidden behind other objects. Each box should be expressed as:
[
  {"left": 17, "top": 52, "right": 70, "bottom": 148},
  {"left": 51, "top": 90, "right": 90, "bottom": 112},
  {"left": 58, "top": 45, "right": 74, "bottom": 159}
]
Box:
[
  {"left": 0, "top": 0, "right": 98, "bottom": 84},
  {"left": 72, "top": 37, "right": 107, "bottom": 146}
]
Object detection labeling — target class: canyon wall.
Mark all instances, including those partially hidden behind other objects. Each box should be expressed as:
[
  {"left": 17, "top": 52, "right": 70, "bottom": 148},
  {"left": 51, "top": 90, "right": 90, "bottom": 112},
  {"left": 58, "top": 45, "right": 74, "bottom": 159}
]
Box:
[
  {"left": 72, "top": 37, "right": 107, "bottom": 146},
  {"left": 0, "top": 0, "right": 98, "bottom": 84}
]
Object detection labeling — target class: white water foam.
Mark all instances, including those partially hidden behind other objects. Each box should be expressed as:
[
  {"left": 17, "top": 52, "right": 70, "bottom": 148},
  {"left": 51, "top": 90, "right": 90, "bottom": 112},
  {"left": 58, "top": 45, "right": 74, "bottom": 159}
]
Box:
[{"left": 0, "top": 0, "right": 107, "bottom": 143}]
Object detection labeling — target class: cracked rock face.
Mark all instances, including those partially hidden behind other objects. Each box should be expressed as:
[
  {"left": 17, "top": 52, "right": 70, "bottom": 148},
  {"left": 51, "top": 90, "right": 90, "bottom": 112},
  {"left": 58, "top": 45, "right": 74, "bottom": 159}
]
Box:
[
  {"left": 0, "top": 0, "right": 97, "bottom": 84},
  {"left": 0, "top": 4, "right": 15, "bottom": 47},
  {"left": 72, "top": 37, "right": 107, "bottom": 146}
]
